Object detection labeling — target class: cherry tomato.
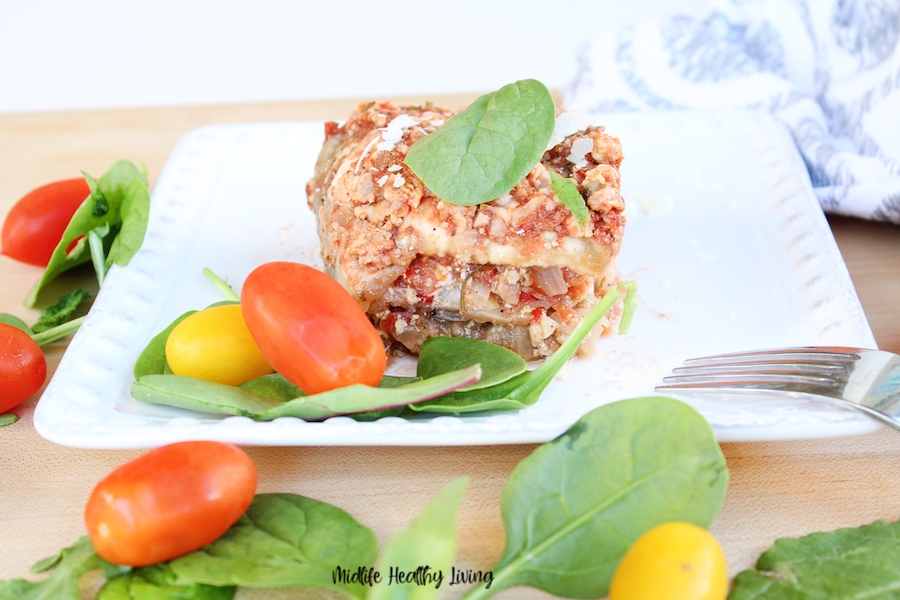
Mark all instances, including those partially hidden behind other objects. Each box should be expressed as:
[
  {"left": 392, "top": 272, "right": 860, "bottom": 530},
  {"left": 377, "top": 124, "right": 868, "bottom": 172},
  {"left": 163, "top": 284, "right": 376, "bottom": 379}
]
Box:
[
  {"left": 1, "top": 178, "right": 90, "bottom": 266},
  {"left": 609, "top": 521, "right": 728, "bottom": 600},
  {"left": 240, "top": 262, "right": 386, "bottom": 395},
  {"left": 0, "top": 322, "right": 47, "bottom": 413},
  {"left": 165, "top": 304, "right": 272, "bottom": 386},
  {"left": 84, "top": 441, "right": 257, "bottom": 567}
]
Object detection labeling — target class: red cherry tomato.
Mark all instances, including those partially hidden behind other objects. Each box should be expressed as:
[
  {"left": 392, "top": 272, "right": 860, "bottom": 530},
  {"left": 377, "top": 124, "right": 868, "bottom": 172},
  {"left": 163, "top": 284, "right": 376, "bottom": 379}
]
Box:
[
  {"left": 84, "top": 441, "right": 257, "bottom": 567},
  {"left": 0, "top": 322, "right": 47, "bottom": 413},
  {"left": 240, "top": 262, "right": 386, "bottom": 395},
  {"left": 1, "top": 178, "right": 90, "bottom": 266}
]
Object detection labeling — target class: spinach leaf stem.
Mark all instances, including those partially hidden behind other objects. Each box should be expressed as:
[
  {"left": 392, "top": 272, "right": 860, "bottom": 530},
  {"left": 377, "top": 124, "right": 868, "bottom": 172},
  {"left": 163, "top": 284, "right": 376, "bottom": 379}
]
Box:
[
  {"left": 203, "top": 268, "right": 240, "bottom": 302},
  {"left": 30, "top": 316, "right": 86, "bottom": 346},
  {"left": 88, "top": 229, "right": 107, "bottom": 287}
]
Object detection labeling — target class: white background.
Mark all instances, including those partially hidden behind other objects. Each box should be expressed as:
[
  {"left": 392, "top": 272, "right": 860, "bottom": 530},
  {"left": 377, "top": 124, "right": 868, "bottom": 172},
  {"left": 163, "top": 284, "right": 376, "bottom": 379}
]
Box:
[{"left": 2, "top": 0, "right": 714, "bottom": 113}]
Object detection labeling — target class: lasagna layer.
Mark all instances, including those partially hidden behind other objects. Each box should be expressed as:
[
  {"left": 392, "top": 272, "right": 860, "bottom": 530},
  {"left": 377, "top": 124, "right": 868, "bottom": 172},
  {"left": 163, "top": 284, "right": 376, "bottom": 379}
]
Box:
[{"left": 306, "top": 101, "right": 626, "bottom": 360}]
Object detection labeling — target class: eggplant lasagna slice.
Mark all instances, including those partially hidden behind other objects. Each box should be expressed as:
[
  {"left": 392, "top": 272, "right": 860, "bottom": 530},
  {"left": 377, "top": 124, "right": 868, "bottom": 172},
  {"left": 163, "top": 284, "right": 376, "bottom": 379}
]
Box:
[{"left": 306, "top": 102, "right": 625, "bottom": 360}]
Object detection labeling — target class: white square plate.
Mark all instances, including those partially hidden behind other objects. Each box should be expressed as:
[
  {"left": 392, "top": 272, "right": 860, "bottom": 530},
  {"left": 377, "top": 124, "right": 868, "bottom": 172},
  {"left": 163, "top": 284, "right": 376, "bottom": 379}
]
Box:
[{"left": 34, "top": 110, "right": 880, "bottom": 448}]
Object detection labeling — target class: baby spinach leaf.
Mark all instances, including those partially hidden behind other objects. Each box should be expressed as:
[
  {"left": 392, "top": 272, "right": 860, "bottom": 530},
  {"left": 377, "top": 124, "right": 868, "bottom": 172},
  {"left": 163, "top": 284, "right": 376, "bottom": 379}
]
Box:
[
  {"left": 406, "top": 373, "right": 534, "bottom": 414},
  {"left": 258, "top": 365, "right": 478, "bottom": 420},
  {"left": 0, "top": 414, "right": 18, "bottom": 427},
  {"left": 132, "top": 365, "right": 481, "bottom": 421},
  {"left": 410, "top": 284, "right": 625, "bottom": 414},
  {"left": 416, "top": 337, "right": 526, "bottom": 391},
  {"left": 355, "top": 377, "right": 419, "bottom": 419},
  {"left": 97, "top": 564, "right": 234, "bottom": 600},
  {"left": 26, "top": 161, "right": 150, "bottom": 307},
  {"left": 465, "top": 396, "right": 728, "bottom": 600},
  {"left": 0, "top": 314, "right": 32, "bottom": 335},
  {"left": 237, "top": 373, "right": 304, "bottom": 401},
  {"left": 132, "top": 300, "right": 238, "bottom": 379},
  {"left": 549, "top": 171, "right": 589, "bottom": 227},
  {"left": 133, "top": 311, "right": 196, "bottom": 379},
  {"left": 168, "top": 493, "right": 377, "bottom": 600},
  {"left": 31, "top": 289, "right": 89, "bottom": 333},
  {"left": 378, "top": 375, "right": 422, "bottom": 388},
  {"left": 728, "top": 519, "right": 900, "bottom": 600},
  {"left": 236, "top": 374, "right": 414, "bottom": 421},
  {"left": 0, "top": 536, "right": 112, "bottom": 600},
  {"left": 132, "top": 375, "right": 289, "bottom": 417},
  {"left": 105, "top": 176, "right": 150, "bottom": 269},
  {"left": 349, "top": 406, "right": 406, "bottom": 421},
  {"left": 369, "top": 478, "right": 469, "bottom": 600},
  {"left": 404, "top": 79, "right": 556, "bottom": 206},
  {"left": 238, "top": 373, "right": 419, "bottom": 402}
]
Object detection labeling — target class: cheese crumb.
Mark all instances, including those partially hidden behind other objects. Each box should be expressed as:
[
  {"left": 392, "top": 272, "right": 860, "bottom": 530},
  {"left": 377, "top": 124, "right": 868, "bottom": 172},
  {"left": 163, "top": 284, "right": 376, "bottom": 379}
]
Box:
[
  {"left": 377, "top": 114, "right": 420, "bottom": 151},
  {"left": 566, "top": 137, "right": 594, "bottom": 169}
]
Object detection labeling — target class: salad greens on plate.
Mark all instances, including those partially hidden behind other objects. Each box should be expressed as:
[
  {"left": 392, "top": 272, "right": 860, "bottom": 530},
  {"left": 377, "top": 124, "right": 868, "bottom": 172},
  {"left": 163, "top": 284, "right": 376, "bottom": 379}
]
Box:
[{"left": 131, "top": 275, "right": 635, "bottom": 421}]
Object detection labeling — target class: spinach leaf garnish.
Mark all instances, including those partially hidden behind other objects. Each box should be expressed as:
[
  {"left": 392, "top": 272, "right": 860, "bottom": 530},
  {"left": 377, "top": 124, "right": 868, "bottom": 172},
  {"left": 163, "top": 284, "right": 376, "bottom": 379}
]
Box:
[
  {"left": 409, "top": 283, "right": 629, "bottom": 414},
  {"left": 131, "top": 303, "right": 239, "bottom": 379},
  {"left": 31, "top": 289, "right": 89, "bottom": 334},
  {"left": 416, "top": 337, "right": 526, "bottom": 391},
  {"left": 132, "top": 310, "right": 196, "bottom": 378},
  {"left": 404, "top": 79, "right": 555, "bottom": 206},
  {"left": 462, "top": 396, "right": 728, "bottom": 600},
  {"left": 25, "top": 160, "right": 150, "bottom": 307},
  {"left": 0, "top": 314, "right": 32, "bottom": 335},
  {"left": 237, "top": 373, "right": 304, "bottom": 401},
  {"left": 369, "top": 478, "right": 468, "bottom": 600},
  {"left": 235, "top": 372, "right": 420, "bottom": 409},
  {"left": 1, "top": 161, "right": 151, "bottom": 354},
  {"left": 549, "top": 170, "right": 589, "bottom": 227},
  {"left": 96, "top": 564, "right": 234, "bottom": 600},
  {"left": 729, "top": 519, "right": 900, "bottom": 600},
  {"left": 168, "top": 494, "right": 377, "bottom": 600},
  {"left": 0, "top": 536, "right": 119, "bottom": 600},
  {"left": 132, "top": 365, "right": 481, "bottom": 420}
]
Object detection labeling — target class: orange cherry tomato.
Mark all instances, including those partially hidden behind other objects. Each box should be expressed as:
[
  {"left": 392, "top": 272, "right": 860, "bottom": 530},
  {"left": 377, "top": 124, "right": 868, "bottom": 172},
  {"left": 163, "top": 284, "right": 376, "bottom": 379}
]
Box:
[
  {"left": 1, "top": 178, "right": 90, "bottom": 266},
  {"left": 0, "top": 322, "right": 47, "bottom": 413},
  {"left": 240, "top": 262, "right": 386, "bottom": 395},
  {"left": 84, "top": 441, "right": 257, "bottom": 567}
]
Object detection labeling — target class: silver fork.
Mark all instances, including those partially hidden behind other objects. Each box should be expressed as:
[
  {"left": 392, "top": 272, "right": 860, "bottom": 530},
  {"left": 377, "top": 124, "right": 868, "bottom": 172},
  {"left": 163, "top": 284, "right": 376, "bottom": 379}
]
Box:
[{"left": 656, "top": 347, "right": 900, "bottom": 430}]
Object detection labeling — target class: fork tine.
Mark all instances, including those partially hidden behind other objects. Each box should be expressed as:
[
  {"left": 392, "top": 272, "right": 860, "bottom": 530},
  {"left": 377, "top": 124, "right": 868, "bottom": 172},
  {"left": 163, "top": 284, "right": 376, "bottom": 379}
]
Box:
[
  {"left": 683, "top": 347, "right": 861, "bottom": 366},
  {"left": 660, "top": 370, "right": 842, "bottom": 389},
  {"left": 657, "top": 346, "right": 864, "bottom": 394},
  {"left": 672, "top": 362, "right": 847, "bottom": 376},
  {"left": 656, "top": 347, "right": 900, "bottom": 432}
]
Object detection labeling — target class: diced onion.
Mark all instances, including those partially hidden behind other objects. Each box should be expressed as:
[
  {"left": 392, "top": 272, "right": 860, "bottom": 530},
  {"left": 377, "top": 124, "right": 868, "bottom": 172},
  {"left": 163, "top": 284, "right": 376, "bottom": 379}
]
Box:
[{"left": 534, "top": 267, "right": 567, "bottom": 296}]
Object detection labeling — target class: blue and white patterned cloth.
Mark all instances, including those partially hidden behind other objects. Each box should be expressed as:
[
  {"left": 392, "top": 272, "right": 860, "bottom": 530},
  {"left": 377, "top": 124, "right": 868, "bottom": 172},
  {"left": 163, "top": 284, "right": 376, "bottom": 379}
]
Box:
[{"left": 565, "top": 0, "right": 900, "bottom": 224}]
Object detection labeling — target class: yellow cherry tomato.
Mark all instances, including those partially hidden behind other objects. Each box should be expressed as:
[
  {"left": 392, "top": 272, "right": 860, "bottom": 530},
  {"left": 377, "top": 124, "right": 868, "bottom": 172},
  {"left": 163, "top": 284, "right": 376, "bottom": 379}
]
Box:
[
  {"left": 609, "top": 521, "right": 728, "bottom": 600},
  {"left": 165, "top": 304, "right": 272, "bottom": 386}
]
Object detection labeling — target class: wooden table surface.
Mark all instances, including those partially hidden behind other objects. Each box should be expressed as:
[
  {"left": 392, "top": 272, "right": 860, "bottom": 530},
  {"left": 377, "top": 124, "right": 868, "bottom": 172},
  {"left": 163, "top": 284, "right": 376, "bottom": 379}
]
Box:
[{"left": 2, "top": 96, "right": 900, "bottom": 599}]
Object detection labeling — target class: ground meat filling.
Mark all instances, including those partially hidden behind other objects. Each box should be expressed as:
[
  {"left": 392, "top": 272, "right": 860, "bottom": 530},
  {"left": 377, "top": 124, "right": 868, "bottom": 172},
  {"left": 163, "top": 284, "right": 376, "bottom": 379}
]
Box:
[{"left": 306, "top": 101, "right": 626, "bottom": 360}]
